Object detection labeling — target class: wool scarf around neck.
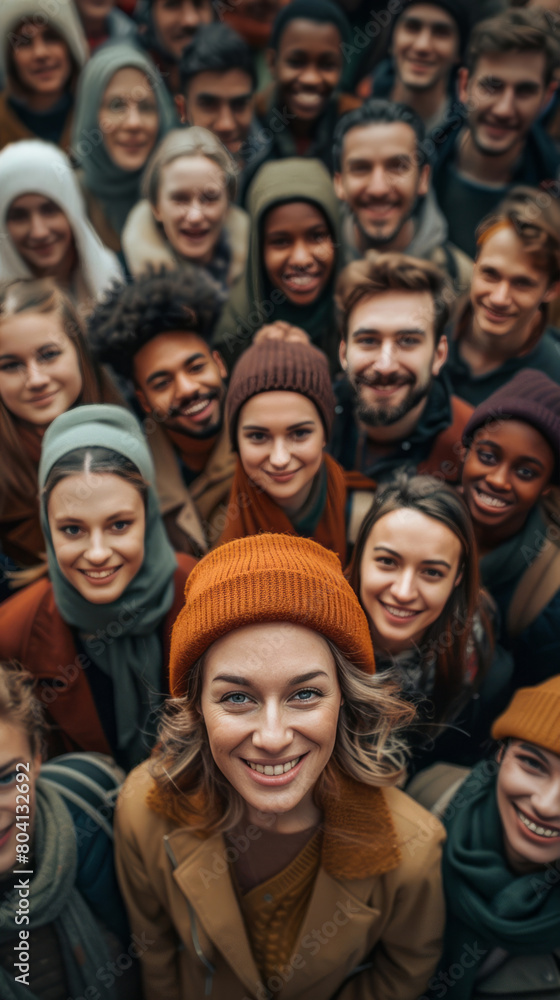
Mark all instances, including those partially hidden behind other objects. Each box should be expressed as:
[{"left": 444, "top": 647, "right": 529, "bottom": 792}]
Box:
[
  {"left": 39, "top": 405, "right": 178, "bottom": 768},
  {"left": 71, "top": 43, "right": 177, "bottom": 237},
  {"left": 219, "top": 452, "right": 363, "bottom": 564},
  {"left": 439, "top": 758, "right": 560, "bottom": 1000},
  {"left": 0, "top": 779, "right": 117, "bottom": 1000}
]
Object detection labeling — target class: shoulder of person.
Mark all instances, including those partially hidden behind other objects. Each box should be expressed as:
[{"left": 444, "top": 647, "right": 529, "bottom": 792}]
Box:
[
  {"left": 383, "top": 785, "right": 446, "bottom": 858},
  {"left": 337, "top": 93, "right": 362, "bottom": 117},
  {"left": 0, "top": 576, "right": 54, "bottom": 645}
]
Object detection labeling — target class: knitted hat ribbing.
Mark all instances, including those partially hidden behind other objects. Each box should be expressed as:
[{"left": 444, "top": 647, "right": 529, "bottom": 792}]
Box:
[
  {"left": 169, "top": 533, "right": 375, "bottom": 696},
  {"left": 492, "top": 676, "right": 560, "bottom": 754},
  {"left": 462, "top": 370, "right": 560, "bottom": 483},
  {"left": 226, "top": 338, "right": 335, "bottom": 449}
]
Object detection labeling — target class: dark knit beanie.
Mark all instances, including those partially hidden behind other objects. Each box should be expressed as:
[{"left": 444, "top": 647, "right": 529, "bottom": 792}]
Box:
[
  {"left": 462, "top": 370, "right": 560, "bottom": 483},
  {"left": 226, "top": 338, "right": 335, "bottom": 449},
  {"left": 393, "top": 0, "right": 471, "bottom": 57},
  {"left": 270, "top": 0, "right": 352, "bottom": 50}
]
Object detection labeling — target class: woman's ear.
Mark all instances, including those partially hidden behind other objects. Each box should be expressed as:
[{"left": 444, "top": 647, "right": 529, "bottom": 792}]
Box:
[
  {"left": 454, "top": 564, "right": 464, "bottom": 588},
  {"left": 496, "top": 743, "right": 505, "bottom": 765}
]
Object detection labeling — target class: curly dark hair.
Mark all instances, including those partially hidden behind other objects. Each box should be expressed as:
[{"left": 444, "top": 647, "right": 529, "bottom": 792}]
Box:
[{"left": 88, "top": 265, "right": 226, "bottom": 380}]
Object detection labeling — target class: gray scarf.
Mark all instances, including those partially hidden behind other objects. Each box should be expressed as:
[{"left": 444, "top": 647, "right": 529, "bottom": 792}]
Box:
[{"left": 0, "top": 780, "right": 117, "bottom": 1000}]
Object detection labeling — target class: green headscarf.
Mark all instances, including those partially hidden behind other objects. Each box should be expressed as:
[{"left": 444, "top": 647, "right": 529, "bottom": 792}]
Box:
[
  {"left": 39, "top": 405, "right": 178, "bottom": 769},
  {"left": 213, "top": 157, "right": 343, "bottom": 370},
  {"left": 71, "top": 43, "right": 178, "bottom": 237},
  {"left": 438, "top": 759, "right": 560, "bottom": 999}
]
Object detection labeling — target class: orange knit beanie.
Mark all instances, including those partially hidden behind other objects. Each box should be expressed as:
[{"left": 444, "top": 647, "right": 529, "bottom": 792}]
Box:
[
  {"left": 492, "top": 675, "right": 560, "bottom": 754},
  {"left": 169, "top": 533, "right": 375, "bottom": 696}
]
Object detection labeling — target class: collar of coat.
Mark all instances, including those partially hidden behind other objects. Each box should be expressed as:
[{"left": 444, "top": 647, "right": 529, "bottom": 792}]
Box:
[{"left": 149, "top": 764, "right": 402, "bottom": 880}]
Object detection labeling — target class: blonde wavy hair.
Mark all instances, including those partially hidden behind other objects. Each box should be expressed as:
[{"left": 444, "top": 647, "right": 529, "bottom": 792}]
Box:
[{"left": 149, "top": 638, "right": 415, "bottom": 836}]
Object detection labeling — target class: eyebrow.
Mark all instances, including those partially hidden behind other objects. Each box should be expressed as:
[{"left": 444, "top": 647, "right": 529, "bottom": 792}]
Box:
[
  {"left": 212, "top": 670, "right": 329, "bottom": 686},
  {"left": 0, "top": 342, "right": 60, "bottom": 361},
  {"left": 196, "top": 91, "right": 252, "bottom": 101},
  {"left": 241, "top": 420, "right": 316, "bottom": 431},
  {"left": 53, "top": 509, "right": 137, "bottom": 522},
  {"left": 0, "top": 757, "right": 18, "bottom": 774},
  {"left": 145, "top": 352, "right": 206, "bottom": 385},
  {"left": 518, "top": 743, "right": 549, "bottom": 763},
  {"left": 351, "top": 327, "right": 427, "bottom": 339},
  {"left": 373, "top": 545, "right": 452, "bottom": 569}
]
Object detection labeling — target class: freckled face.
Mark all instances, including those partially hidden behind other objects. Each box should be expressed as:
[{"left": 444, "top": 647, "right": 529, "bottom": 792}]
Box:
[{"left": 200, "top": 622, "right": 342, "bottom": 831}]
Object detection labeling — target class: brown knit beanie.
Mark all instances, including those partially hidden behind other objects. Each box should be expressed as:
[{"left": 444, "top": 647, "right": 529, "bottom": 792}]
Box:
[
  {"left": 492, "top": 676, "right": 560, "bottom": 755},
  {"left": 169, "top": 532, "right": 375, "bottom": 696},
  {"left": 226, "top": 339, "right": 335, "bottom": 449},
  {"left": 462, "top": 370, "right": 560, "bottom": 483}
]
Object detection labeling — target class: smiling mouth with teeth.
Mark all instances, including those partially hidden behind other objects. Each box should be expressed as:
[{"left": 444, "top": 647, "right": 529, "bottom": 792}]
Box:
[
  {"left": 474, "top": 486, "right": 510, "bottom": 509},
  {"left": 515, "top": 806, "right": 560, "bottom": 839},
  {"left": 247, "top": 756, "right": 301, "bottom": 775},
  {"left": 381, "top": 602, "right": 420, "bottom": 619},
  {"left": 80, "top": 567, "right": 121, "bottom": 579}
]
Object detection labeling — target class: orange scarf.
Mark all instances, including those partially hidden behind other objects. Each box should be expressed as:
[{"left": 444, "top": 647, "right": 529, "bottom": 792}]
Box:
[
  {"left": 218, "top": 454, "right": 374, "bottom": 565},
  {"left": 166, "top": 428, "right": 220, "bottom": 475}
]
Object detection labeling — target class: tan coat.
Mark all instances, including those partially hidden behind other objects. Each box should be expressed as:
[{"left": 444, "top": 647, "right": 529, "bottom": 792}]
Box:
[
  {"left": 149, "top": 422, "right": 237, "bottom": 554},
  {"left": 115, "top": 762, "right": 446, "bottom": 1000}
]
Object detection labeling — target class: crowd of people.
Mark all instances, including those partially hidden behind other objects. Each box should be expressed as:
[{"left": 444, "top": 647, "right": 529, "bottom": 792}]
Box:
[{"left": 0, "top": 0, "right": 559, "bottom": 996}]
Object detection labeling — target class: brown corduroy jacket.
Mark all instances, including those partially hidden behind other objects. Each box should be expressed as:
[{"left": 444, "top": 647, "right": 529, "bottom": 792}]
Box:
[{"left": 115, "top": 762, "right": 446, "bottom": 1000}]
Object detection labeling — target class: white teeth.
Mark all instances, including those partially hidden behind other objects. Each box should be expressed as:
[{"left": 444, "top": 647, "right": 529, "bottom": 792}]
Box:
[
  {"left": 285, "top": 275, "right": 316, "bottom": 287},
  {"left": 183, "top": 399, "right": 209, "bottom": 416},
  {"left": 517, "top": 809, "right": 560, "bottom": 838},
  {"left": 476, "top": 488, "right": 508, "bottom": 509},
  {"left": 383, "top": 604, "right": 418, "bottom": 618},
  {"left": 295, "top": 93, "right": 322, "bottom": 106},
  {"left": 248, "top": 757, "right": 301, "bottom": 775},
  {"left": 83, "top": 568, "right": 117, "bottom": 579}
]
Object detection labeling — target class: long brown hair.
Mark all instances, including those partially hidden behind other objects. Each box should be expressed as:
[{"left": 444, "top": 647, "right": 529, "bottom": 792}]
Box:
[
  {"left": 347, "top": 473, "right": 493, "bottom": 721},
  {"left": 0, "top": 279, "right": 119, "bottom": 509}
]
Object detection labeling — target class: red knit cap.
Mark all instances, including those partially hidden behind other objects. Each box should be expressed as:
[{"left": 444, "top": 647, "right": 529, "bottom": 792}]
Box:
[
  {"left": 492, "top": 675, "right": 560, "bottom": 755},
  {"left": 169, "top": 533, "right": 375, "bottom": 696},
  {"left": 226, "top": 338, "right": 335, "bottom": 449}
]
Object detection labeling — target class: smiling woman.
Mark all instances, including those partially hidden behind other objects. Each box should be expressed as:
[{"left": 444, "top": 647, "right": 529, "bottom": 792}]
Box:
[
  {"left": 0, "top": 279, "right": 121, "bottom": 569},
  {"left": 461, "top": 369, "right": 560, "bottom": 687},
  {"left": 410, "top": 676, "right": 560, "bottom": 1000},
  {"left": 0, "top": 405, "right": 197, "bottom": 766},
  {"left": 122, "top": 127, "right": 249, "bottom": 291},
  {"left": 71, "top": 43, "right": 178, "bottom": 250},
  {"left": 347, "top": 474, "right": 512, "bottom": 772},
  {"left": 0, "top": 140, "right": 123, "bottom": 314},
  {"left": 114, "top": 531, "right": 447, "bottom": 1000},
  {"left": 218, "top": 337, "right": 376, "bottom": 564}
]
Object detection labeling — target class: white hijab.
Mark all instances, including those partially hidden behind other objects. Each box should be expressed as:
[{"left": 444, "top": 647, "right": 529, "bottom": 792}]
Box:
[{"left": 0, "top": 140, "right": 123, "bottom": 311}]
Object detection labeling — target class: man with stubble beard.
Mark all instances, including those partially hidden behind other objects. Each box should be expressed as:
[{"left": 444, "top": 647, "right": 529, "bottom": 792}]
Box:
[
  {"left": 432, "top": 8, "right": 560, "bottom": 259},
  {"left": 330, "top": 252, "right": 473, "bottom": 484},
  {"left": 88, "top": 266, "right": 236, "bottom": 555}
]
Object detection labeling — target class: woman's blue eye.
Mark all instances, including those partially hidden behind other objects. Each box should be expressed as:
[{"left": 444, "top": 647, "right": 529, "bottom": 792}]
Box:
[
  {"left": 0, "top": 770, "right": 18, "bottom": 786},
  {"left": 224, "top": 692, "right": 250, "bottom": 704},
  {"left": 293, "top": 688, "right": 321, "bottom": 701},
  {"left": 62, "top": 525, "right": 82, "bottom": 536}
]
